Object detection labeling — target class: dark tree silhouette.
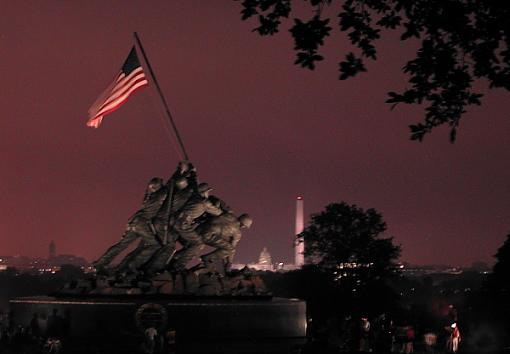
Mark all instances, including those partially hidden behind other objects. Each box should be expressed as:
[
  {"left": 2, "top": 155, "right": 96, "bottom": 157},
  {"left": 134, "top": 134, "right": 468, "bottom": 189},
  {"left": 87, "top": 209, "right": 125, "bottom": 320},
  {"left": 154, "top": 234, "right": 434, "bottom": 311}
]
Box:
[
  {"left": 237, "top": 0, "right": 510, "bottom": 141},
  {"left": 474, "top": 232, "right": 510, "bottom": 349},
  {"left": 298, "top": 202, "right": 400, "bottom": 279},
  {"left": 488, "top": 232, "right": 510, "bottom": 296}
]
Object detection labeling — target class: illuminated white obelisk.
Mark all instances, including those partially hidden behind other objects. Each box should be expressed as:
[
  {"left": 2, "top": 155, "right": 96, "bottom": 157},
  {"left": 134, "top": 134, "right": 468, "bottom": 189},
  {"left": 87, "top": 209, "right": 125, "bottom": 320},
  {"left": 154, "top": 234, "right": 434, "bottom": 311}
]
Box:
[{"left": 295, "top": 196, "right": 305, "bottom": 267}]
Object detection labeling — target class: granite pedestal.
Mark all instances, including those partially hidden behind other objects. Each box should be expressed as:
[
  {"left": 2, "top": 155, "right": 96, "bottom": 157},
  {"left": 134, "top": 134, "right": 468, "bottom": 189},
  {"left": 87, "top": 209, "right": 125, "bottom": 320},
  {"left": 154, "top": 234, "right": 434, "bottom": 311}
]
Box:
[{"left": 9, "top": 295, "right": 307, "bottom": 353}]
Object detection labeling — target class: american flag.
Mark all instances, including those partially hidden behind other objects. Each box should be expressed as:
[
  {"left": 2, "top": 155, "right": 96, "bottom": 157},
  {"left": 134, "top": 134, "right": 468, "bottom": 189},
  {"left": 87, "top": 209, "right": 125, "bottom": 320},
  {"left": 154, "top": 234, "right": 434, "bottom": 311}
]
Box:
[{"left": 87, "top": 47, "right": 148, "bottom": 128}]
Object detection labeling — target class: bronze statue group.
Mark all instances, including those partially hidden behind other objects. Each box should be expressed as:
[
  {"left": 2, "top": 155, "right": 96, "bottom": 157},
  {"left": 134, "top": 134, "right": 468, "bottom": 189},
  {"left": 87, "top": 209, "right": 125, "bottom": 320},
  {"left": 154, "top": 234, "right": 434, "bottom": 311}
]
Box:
[{"left": 93, "top": 161, "right": 252, "bottom": 277}]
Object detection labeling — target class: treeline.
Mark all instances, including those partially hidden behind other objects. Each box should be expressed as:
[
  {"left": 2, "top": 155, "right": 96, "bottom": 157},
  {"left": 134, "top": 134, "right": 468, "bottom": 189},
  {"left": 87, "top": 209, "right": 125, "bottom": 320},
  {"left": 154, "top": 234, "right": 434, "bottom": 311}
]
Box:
[
  {"left": 0, "top": 265, "right": 82, "bottom": 311},
  {"left": 260, "top": 267, "right": 507, "bottom": 353}
]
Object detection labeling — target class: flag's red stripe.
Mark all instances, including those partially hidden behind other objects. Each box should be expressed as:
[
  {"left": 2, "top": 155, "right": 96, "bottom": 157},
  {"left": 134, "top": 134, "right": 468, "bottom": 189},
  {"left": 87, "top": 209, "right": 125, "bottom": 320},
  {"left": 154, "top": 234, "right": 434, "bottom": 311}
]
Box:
[
  {"left": 86, "top": 117, "right": 102, "bottom": 128},
  {"left": 92, "top": 83, "right": 147, "bottom": 120},
  {"left": 88, "top": 68, "right": 145, "bottom": 117},
  {"left": 104, "top": 68, "right": 145, "bottom": 100},
  {"left": 88, "top": 84, "right": 148, "bottom": 124},
  {"left": 86, "top": 47, "right": 149, "bottom": 128},
  {"left": 96, "top": 74, "right": 148, "bottom": 113},
  {"left": 89, "top": 81, "right": 148, "bottom": 121},
  {"left": 94, "top": 78, "right": 148, "bottom": 117},
  {"left": 94, "top": 71, "right": 146, "bottom": 113}
]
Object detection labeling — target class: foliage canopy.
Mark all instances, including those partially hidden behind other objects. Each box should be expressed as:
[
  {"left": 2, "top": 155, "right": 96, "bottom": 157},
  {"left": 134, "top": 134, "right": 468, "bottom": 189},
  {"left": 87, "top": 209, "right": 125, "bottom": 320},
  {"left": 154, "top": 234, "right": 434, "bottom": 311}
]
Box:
[
  {"left": 298, "top": 202, "right": 400, "bottom": 278},
  {"left": 237, "top": 0, "right": 510, "bottom": 141},
  {"left": 488, "top": 232, "right": 510, "bottom": 295}
]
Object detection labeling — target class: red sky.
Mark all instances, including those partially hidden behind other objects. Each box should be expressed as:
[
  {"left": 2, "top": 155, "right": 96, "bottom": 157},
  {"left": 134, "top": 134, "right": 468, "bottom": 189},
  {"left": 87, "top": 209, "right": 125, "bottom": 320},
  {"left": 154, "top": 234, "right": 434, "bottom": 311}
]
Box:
[{"left": 1, "top": 1, "right": 509, "bottom": 266}]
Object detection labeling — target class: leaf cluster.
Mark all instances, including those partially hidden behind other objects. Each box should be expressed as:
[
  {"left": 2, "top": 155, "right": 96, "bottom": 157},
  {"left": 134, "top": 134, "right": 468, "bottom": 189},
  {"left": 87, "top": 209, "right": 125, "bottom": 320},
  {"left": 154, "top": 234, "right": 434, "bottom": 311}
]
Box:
[{"left": 237, "top": 0, "right": 510, "bottom": 141}]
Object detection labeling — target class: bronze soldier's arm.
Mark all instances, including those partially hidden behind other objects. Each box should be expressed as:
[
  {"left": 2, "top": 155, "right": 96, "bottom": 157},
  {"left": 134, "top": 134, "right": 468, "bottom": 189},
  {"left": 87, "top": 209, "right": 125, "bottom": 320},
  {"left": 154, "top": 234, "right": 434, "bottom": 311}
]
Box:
[
  {"left": 230, "top": 231, "right": 242, "bottom": 248},
  {"left": 204, "top": 200, "right": 223, "bottom": 217}
]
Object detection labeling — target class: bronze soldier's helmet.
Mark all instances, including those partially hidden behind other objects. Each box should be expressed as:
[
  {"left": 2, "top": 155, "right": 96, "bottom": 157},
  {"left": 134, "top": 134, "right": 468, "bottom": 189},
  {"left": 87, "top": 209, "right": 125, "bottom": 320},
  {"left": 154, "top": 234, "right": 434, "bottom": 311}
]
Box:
[
  {"left": 149, "top": 177, "right": 163, "bottom": 185},
  {"left": 178, "top": 160, "right": 196, "bottom": 174},
  {"left": 238, "top": 214, "right": 253, "bottom": 229},
  {"left": 147, "top": 177, "right": 164, "bottom": 191},
  {"left": 178, "top": 160, "right": 190, "bottom": 171},
  {"left": 174, "top": 177, "right": 188, "bottom": 190}
]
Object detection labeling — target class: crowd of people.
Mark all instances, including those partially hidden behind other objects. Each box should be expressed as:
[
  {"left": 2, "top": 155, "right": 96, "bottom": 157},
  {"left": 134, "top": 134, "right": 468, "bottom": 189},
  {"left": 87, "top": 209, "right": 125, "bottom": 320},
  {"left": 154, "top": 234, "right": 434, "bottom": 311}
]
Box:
[
  {"left": 0, "top": 309, "right": 178, "bottom": 354},
  {"left": 0, "top": 310, "right": 65, "bottom": 354},
  {"left": 307, "top": 314, "right": 462, "bottom": 354}
]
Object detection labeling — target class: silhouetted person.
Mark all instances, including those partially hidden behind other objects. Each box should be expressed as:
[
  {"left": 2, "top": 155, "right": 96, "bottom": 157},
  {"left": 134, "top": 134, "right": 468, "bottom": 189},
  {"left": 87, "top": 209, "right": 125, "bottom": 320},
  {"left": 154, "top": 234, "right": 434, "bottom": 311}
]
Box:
[
  {"left": 405, "top": 325, "right": 415, "bottom": 353},
  {"left": 359, "top": 317, "right": 371, "bottom": 352},
  {"left": 30, "top": 313, "right": 40, "bottom": 338},
  {"left": 47, "top": 309, "right": 62, "bottom": 339},
  {"left": 450, "top": 323, "right": 461, "bottom": 353},
  {"left": 164, "top": 329, "right": 177, "bottom": 354},
  {"left": 142, "top": 326, "right": 158, "bottom": 354},
  {"left": 62, "top": 309, "right": 72, "bottom": 339},
  {"left": 423, "top": 331, "right": 437, "bottom": 353}
]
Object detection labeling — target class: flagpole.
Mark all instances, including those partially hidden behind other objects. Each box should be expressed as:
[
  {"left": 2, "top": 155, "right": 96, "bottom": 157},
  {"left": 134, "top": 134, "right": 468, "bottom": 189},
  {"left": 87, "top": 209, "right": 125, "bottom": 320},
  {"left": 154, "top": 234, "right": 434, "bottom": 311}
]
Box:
[{"left": 133, "top": 32, "right": 189, "bottom": 161}]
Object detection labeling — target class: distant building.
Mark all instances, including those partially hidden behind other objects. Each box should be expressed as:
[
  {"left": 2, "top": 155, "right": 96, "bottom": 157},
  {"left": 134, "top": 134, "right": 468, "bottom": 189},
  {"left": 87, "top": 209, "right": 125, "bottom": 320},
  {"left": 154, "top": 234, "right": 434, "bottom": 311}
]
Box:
[
  {"left": 49, "top": 240, "right": 56, "bottom": 259},
  {"left": 46, "top": 240, "right": 88, "bottom": 267},
  {"left": 0, "top": 255, "right": 44, "bottom": 273},
  {"left": 0, "top": 241, "right": 89, "bottom": 274},
  {"left": 399, "top": 263, "right": 465, "bottom": 276},
  {"left": 232, "top": 196, "right": 306, "bottom": 273},
  {"left": 50, "top": 254, "right": 88, "bottom": 267},
  {"left": 232, "top": 247, "right": 275, "bottom": 271},
  {"left": 257, "top": 247, "right": 273, "bottom": 270},
  {"left": 274, "top": 262, "right": 300, "bottom": 271},
  {"left": 295, "top": 196, "right": 305, "bottom": 268}
]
